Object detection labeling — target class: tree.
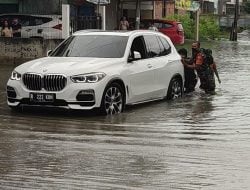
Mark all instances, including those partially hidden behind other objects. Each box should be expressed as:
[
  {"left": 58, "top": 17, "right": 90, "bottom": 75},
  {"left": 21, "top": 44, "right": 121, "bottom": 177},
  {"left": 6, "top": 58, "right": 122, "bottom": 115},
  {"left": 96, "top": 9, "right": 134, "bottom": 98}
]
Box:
[{"left": 244, "top": 2, "right": 250, "bottom": 14}]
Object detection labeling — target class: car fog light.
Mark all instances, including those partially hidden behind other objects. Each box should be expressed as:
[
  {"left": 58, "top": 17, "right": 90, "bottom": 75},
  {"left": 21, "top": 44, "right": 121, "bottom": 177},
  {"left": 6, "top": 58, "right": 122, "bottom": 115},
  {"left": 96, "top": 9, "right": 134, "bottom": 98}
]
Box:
[
  {"left": 6, "top": 86, "right": 17, "bottom": 98},
  {"left": 76, "top": 90, "right": 95, "bottom": 101}
]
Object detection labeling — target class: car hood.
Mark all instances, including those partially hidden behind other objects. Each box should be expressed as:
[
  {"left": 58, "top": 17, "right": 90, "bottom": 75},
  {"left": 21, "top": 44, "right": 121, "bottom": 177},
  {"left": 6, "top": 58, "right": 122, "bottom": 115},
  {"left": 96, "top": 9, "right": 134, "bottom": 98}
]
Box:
[{"left": 16, "top": 57, "right": 123, "bottom": 75}]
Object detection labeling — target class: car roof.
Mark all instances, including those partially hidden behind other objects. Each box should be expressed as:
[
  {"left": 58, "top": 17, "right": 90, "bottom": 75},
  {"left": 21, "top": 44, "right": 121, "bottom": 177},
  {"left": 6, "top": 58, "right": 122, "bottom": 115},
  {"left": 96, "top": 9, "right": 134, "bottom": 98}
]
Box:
[
  {"left": 73, "top": 30, "right": 161, "bottom": 36},
  {"left": 142, "top": 19, "right": 181, "bottom": 24}
]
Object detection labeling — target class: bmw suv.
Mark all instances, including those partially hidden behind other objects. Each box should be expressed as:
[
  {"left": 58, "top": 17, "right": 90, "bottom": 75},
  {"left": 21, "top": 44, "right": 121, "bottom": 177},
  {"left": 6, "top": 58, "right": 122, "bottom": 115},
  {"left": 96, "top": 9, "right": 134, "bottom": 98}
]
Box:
[{"left": 6, "top": 30, "right": 184, "bottom": 115}]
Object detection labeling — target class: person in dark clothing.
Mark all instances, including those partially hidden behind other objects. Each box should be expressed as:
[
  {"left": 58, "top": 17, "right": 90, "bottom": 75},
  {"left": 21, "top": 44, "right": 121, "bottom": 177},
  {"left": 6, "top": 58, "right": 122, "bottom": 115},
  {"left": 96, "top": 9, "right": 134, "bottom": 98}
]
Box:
[
  {"left": 11, "top": 18, "right": 21, "bottom": 38},
  {"left": 188, "top": 41, "right": 221, "bottom": 94},
  {"left": 178, "top": 48, "right": 197, "bottom": 93},
  {"left": 206, "top": 49, "right": 221, "bottom": 84}
]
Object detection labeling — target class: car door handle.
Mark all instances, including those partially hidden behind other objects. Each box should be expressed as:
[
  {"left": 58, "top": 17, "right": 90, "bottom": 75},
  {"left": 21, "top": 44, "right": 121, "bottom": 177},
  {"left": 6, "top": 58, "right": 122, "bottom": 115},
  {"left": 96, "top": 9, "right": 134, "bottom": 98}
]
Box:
[{"left": 147, "top": 64, "right": 153, "bottom": 68}]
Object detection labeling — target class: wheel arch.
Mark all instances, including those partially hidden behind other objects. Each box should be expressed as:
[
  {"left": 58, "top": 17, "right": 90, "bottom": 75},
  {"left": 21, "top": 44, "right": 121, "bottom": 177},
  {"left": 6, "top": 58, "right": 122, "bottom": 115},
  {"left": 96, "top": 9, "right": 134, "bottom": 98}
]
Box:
[
  {"left": 171, "top": 73, "right": 184, "bottom": 87},
  {"left": 105, "top": 77, "right": 127, "bottom": 103},
  {"left": 166, "top": 73, "right": 184, "bottom": 100}
]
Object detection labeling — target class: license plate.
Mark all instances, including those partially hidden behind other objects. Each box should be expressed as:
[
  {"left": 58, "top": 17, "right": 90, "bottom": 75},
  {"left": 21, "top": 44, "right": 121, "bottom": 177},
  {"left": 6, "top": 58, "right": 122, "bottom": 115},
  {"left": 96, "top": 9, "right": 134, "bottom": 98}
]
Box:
[{"left": 30, "top": 93, "right": 55, "bottom": 102}]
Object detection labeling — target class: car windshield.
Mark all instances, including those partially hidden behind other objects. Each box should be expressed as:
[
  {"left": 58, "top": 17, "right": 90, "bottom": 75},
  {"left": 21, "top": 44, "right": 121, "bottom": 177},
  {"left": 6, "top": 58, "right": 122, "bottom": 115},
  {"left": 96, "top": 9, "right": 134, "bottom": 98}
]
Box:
[{"left": 51, "top": 35, "right": 128, "bottom": 58}]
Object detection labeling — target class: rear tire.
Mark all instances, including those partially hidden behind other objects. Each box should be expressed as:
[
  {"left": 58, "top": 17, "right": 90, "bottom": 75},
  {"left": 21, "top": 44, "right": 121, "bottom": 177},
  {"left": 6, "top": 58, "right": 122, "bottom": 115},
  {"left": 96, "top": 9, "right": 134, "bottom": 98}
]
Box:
[
  {"left": 167, "top": 78, "right": 183, "bottom": 100},
  {"left": 100, "top": 83, "right": 125, "bottom": 115}
]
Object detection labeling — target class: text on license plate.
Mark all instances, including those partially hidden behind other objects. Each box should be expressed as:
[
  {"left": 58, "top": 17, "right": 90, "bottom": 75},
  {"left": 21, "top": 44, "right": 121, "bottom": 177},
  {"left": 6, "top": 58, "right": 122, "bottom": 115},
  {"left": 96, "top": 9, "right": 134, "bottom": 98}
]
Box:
[{"left": 30, "top": 93, "right": 55, "bottom": 102}]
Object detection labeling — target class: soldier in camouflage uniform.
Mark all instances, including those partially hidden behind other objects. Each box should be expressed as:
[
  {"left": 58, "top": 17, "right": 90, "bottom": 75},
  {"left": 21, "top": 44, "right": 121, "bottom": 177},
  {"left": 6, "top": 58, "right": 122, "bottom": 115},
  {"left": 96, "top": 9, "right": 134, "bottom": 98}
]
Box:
[{"left": 185, "top": 42, "right": 221, "bottom": 93}]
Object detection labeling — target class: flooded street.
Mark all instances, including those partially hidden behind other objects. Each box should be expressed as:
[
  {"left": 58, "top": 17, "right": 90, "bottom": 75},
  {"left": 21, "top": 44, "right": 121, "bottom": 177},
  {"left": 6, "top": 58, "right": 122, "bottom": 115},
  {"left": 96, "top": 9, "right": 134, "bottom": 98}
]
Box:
[{"left": 0, "top": 32, "right": 250, "bottom": 189}]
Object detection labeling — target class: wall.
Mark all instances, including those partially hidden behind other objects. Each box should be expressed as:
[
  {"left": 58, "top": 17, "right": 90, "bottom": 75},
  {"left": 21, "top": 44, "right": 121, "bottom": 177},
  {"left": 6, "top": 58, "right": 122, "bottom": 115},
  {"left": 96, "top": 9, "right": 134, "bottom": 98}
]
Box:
[
  {"left": 219, "top": 15, "right": 250, "bottom": 27},
  {"left": 0, "top": 0, "right": 18, "bottom": 14},
  {"left": 154, "top": 1, "right": 163, "bottom": 19},
  {"left": 0, "top": 38, "right": 62, "bottom": 64},
  {"left": 20, "top": 0, "right": 61, "bottom": 14},
  {"left": 105, "top": 0, "right": 118, "bottom": 30}
]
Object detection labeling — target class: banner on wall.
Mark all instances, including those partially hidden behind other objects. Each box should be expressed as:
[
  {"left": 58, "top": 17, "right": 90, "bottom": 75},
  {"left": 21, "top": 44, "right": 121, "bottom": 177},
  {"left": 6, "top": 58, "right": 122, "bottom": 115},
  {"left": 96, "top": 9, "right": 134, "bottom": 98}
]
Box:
[{"left": 175, "top": 0, "right": 200, "bottom": 11}]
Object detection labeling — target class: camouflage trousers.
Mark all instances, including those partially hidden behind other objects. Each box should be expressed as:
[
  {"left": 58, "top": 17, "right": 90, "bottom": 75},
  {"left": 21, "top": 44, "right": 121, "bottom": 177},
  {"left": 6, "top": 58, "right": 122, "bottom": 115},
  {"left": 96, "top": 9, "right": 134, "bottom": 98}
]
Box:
[{"left": 197, "top": 69, "right": 215, "bottom": 93}]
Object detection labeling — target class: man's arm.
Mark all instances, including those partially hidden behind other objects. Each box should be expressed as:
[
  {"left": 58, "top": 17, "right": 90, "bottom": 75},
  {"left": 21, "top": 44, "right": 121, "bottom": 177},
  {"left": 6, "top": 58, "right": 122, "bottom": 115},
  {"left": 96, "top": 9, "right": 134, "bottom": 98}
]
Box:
[
  {"left": 181, "top": 58, "right": 195, "bottom": 69},
  {"left": 212, "top": 62, "right": 221, "bottom": 83}
]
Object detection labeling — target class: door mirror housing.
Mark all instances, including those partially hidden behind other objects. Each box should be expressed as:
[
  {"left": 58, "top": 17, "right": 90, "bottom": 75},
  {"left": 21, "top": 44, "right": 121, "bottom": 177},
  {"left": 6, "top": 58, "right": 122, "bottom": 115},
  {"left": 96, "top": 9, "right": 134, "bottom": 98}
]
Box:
[
  {"left": 134, "top": 51, "right": 142, "bottom": 60},
  {"left": 128, "top": 51, "right": 142, "bottom": 63},
  {"left": 47, "top": 50, "right": 52, "bottom": 56}
]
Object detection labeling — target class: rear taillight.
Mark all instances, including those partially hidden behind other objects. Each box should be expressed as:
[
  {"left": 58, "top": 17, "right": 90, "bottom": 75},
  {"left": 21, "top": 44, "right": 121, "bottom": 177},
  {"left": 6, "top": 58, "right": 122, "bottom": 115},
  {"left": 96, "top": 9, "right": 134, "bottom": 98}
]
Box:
[
  {"left": 177, "top": 23, "right": 184, "bottom": 35},
  {"left": 52, "top": 24, "right": 62, "bottom": 30},
  {"left": 177, "top": 30, "right": 184, "bottom": 35}
]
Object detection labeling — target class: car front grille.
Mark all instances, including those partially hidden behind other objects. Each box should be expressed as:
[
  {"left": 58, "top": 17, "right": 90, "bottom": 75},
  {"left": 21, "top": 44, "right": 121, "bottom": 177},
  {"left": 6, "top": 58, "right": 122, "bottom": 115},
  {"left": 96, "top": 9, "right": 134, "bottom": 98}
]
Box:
[
  {"left": 23, "top": 73, "right": 42, "bottom": 91},
  {"left": 23, "top": 73, "right": 67, "bottom": 91}
]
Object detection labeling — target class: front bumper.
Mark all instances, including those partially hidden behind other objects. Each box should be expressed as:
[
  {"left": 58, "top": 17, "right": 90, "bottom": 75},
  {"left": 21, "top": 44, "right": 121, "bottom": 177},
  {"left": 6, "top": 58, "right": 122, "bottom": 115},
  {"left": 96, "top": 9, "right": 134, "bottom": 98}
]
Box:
[{"left": 7, "top": 78, "right": 107, "bottom": 110}]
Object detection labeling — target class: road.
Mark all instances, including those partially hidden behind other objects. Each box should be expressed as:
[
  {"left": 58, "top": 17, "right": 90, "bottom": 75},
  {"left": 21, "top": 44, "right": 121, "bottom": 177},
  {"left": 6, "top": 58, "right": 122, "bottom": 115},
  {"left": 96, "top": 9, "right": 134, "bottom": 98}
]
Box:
[{"left": 0, "top": 31, "right": 250, "bottom": 189}]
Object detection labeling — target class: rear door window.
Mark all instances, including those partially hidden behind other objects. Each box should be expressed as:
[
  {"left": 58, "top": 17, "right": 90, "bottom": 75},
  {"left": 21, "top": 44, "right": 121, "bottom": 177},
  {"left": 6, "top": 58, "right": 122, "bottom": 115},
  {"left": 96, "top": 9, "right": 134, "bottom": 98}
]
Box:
[
  {"left": 158, "top": 36, "right": 171, "bottom": 55},
  {"left": 154, "top": 22, "right": 163, "bottom": 28},
  {"left": 163, "top": 23, "right": 173, "bottom": 29},
  {"left": 19, "top": 16, "right": 30, "bottom": 26},
  {"left": 144, "top": 35, "right": 161, "bottom": 58},
  {"left": 34, "top": 17, "right": 52, "bottom": 26},
  {"left": 156, "top": 36, "right": 166, "bottom": 56},
  {"left": 25, "top": 16, "right": 52, "bottom": 26},
  {"left": 147, "top": 21, "right": 173, "bottom": 29}
]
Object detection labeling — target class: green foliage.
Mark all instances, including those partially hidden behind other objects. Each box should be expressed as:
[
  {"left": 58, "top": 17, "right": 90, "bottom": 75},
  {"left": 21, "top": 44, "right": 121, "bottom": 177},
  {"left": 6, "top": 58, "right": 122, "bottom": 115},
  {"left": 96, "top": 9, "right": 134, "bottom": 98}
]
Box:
[
  {"left": 244, "top": 2, "right": 250, "bottom": 13},
  {"left": 199, "top": 15, "right": 221, "bottom": 40},
  {"left": 164, "top": 14, "right": 222, "bottom": 40}
]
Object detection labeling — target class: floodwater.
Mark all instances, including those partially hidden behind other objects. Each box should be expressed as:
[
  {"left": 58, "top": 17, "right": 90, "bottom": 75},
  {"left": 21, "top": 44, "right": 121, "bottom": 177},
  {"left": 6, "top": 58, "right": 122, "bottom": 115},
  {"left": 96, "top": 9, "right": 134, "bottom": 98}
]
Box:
[{"left": 0, "top": 32, "right": 250, "bottom": 190}]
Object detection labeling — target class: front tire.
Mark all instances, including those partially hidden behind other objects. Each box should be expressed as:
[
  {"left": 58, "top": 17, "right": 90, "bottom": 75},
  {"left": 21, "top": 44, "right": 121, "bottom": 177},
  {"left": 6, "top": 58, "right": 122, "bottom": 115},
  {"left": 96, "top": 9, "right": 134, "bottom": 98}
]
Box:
[
  {"left": 100, "top": 83, "right": 125, "bottom": 115},
  {"left": 167, "top": 78, "right": 183, "bottom": 100}
]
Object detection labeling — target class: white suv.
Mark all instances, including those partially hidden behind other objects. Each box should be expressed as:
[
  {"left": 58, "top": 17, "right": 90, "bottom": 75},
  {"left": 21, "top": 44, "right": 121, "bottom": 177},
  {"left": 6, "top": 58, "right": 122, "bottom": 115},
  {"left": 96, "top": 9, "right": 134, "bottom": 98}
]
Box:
[
  {"left": 6, "top": 30, "right": 184, "bottom": 115},
  {"left": 0, "top": 14, "right": 62, "bottom": 39}
]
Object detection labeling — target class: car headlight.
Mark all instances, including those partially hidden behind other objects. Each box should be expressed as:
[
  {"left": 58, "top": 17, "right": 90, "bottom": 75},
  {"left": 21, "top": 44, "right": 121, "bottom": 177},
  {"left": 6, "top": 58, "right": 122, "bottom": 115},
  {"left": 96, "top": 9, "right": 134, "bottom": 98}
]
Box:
[
  {"left": 71, "top": 72, "right": 106, "bottom": 83},
  {"left": 10, "top": 71, "right": 22, "bottom": 81}
]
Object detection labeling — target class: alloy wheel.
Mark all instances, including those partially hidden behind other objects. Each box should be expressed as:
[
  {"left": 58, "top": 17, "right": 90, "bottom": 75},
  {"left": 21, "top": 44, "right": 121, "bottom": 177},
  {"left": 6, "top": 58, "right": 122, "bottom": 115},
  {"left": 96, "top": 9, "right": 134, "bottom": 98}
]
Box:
[
  {"left": 104, "top": 86, "right": 123, "bottom": 115},
  {"left": 170, "top": 80, "right": 182, "bottom": 99}
]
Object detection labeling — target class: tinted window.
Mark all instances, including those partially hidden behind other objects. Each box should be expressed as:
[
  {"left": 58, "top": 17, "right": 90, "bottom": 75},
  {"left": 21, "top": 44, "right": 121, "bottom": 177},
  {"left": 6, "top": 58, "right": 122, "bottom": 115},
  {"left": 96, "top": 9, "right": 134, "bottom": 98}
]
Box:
[
  {"left": 163, "top": 23, "right": 173, "bottom": 29},
  {"left": 154, "top": 22, "right": 172, "bottom": 29},
  {"left": 154, "top": 22, "right": 163, "bottom": 28},
  {"left": 156, "top": 36, "right": 165, "bottom": 56},
  {"left": 159, "top": 36, "right": 171, "bottom": 55},
  {"left": 34, "top": 17, "right": 52, "bottom": 25},
  {"left": 51, "top": 35, "right": 128, "bottom": 58},
  {"left": 144, "top": 35, "right": 161, "bottom": 58},
  {"left": 130, "top": 36, "right": 147, "bottom": 59},
  {"left": 18, "top": 16, "right": 30, "bottom": 26}
]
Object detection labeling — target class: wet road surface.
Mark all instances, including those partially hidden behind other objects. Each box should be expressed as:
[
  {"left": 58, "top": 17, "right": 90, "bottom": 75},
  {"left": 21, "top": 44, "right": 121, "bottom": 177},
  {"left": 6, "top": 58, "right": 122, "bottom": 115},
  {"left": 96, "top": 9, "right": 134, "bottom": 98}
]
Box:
[{"left": 0, "top": 32, "right": 250, "bottom": 189}]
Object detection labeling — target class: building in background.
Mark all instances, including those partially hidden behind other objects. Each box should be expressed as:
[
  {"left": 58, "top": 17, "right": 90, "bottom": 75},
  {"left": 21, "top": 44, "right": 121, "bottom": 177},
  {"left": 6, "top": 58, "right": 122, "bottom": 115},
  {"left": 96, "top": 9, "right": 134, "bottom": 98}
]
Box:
[
  {"left": 217, "top": 0, "right": 244, "bottom": 15},
  {"left": 0, "top": 0, "right": 65, "bottom": 14}
]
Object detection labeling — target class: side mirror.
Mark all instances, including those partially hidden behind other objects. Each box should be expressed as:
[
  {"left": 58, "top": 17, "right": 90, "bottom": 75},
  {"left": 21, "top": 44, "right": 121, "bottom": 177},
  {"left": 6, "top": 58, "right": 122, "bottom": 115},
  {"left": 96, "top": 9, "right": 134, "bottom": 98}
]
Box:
[
  {"left": 128, "top": 51, "right": 142, "bottom": 63},
  {"left": 47, "top": 50, "right": 52, "bottom": 56},
  {"left": 134, "top": 51, "right": 142, "bottom": 60}
]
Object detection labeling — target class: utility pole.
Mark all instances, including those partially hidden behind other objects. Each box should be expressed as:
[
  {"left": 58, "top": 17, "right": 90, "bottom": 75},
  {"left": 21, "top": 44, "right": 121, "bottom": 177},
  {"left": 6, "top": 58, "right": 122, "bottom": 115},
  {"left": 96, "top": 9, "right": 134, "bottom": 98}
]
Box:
[
  {"left": 163, "top": 0, "right": 166, "bottom": 17},
  {"left": 135, "top": 0, "right": 141, "bottom": 30},
  {"left": 194, "top": 9, "right": 200, "bottom": 41},
  {"left": 230, "top": 0, "right": 239, "bottom": 41}
]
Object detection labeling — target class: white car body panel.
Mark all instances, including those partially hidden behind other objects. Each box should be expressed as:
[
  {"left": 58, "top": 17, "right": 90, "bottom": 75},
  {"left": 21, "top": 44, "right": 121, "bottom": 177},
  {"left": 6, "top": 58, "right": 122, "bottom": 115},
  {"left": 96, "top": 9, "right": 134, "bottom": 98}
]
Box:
[{"left": 0, "top": 14, "right": 62, "bottom": 39}]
